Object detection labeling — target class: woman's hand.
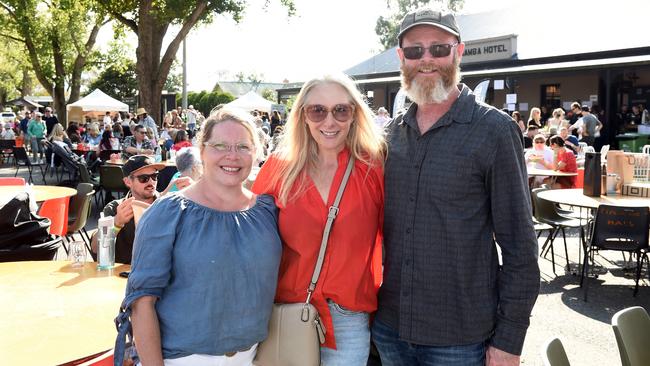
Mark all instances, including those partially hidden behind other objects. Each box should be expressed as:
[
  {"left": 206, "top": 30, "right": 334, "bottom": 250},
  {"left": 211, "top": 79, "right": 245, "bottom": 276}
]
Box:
[{"left": 131, "top": 296, "right": 164, "bottom": 366}]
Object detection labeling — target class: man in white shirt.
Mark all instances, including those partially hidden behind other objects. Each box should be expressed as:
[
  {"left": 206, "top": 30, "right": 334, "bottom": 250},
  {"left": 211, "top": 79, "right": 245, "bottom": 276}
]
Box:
[
  {"left": 1, "top": 123, "right": 15, "bottom": 139},
  {"left": 374, "top": 107, "right": 391, "bottom": 129},
  {"left": 186, "top": 105, "right": 197, "bottom": 137}
]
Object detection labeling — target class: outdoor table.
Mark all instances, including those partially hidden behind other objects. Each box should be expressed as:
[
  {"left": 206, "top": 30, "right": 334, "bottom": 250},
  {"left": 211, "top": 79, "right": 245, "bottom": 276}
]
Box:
[
  {"left": 537, "top": 188, "right": 650, "bottom": 209},
  {"left": 0, "top": 185, "right": 77, "bottom": 202},
  {"left": 527, "top": 167, "right": 578, "bottom": 177},
  {"left": 0, "top": 261, "right": 129, "bottom": 365}
]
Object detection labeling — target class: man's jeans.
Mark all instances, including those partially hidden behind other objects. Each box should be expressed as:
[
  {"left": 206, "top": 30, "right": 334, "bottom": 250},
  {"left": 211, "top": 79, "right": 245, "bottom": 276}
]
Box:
[
  {"left": 320, "top": 300, "right": 370, "bottom": 366},
  {"left": 371, "top": 319, "right": 486, "bottom": 366}
]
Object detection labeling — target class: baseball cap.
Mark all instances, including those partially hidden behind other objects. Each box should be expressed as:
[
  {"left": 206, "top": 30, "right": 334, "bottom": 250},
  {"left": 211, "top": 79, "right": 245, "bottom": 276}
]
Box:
[
  {"left": 397, "top": 8, "right": 461, "bottom": 46},
  {"left": 122, "top": 155, "right": 165, "bottom": 177}
]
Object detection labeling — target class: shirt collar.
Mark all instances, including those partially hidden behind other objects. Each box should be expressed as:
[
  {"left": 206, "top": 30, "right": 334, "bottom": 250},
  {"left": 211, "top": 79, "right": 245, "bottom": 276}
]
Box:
[{"left": 401, "top": 83, "right": 475, "bottom": 130}]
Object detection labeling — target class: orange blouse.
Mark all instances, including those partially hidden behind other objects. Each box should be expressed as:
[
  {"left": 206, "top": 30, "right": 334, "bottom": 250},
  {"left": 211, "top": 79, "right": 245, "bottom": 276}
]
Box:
[{"left": 252, "top": 148, "right": 383, "bottom": 349}]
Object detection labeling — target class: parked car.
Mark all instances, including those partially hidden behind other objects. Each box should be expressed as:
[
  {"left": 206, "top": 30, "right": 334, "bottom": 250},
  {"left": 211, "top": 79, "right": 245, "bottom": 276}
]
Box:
[{"left": 1, "top": 111, "right": 16, "bottom": 124}]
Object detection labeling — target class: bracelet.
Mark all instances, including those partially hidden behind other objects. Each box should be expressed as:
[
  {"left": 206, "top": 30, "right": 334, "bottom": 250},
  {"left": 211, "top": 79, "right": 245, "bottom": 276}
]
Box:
[{"left": 113, "top": 225, "right": 123, "bottom": 234}]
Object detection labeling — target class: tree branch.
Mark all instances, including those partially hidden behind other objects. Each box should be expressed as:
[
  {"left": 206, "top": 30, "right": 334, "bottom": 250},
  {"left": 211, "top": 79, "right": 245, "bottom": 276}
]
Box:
[
  {"left": 157, "top": 1, "right": 209, "bottom": 87},
  {"left": 96, "top": 0, "right": 138, "bottom": 33},
  {"left": 0, "top": 32, "right": 25, "bottom": 43}
]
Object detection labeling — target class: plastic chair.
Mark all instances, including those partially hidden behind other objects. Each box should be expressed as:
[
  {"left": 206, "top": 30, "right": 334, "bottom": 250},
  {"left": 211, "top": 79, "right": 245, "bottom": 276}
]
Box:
[
  {"left": 532, "top": 187, "right": 587, "bottom": 274},
  {"left": 66, "top": 183, "right": 94, "bottom": 253},
  {"left": 99, "top": 164, "right": 128, "bottom": 206},
  {"left": 0, "top": 177, "right": 25, "bottom": 185},
  {"left": 541, "top": 337, "right": 571, "bottom": 366},
  {"left": 575, "top": 168, "right": 584, "bottom": 189},
  {"left": 38, "top": 196, "right": 70, "bottom": 237},
  {"left": 59, "top": 348, "right": 114, "bottom": 366},
  {"left": 581, "top": 205, "right": 650, "bottom": 300},
  {"left": 611, "top": 306, "right": 650, "bottom": 366}
]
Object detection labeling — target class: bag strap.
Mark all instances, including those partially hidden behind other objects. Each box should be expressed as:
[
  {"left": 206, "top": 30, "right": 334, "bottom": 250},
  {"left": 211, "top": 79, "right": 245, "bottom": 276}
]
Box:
[{"left": 304, "top": 156, "right": 355, "bottom": 305}]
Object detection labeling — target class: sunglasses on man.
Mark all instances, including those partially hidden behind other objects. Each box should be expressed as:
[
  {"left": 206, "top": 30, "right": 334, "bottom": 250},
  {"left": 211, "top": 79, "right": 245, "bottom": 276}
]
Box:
[
  {"left": 402, "top": 43, "right": 458, "bottom": 60},
  {"left": 131, "top": 172, "right": 159, "bottom": 183},
  {"left": 304, "top": 104, "right": 355, "bottom": 123}
]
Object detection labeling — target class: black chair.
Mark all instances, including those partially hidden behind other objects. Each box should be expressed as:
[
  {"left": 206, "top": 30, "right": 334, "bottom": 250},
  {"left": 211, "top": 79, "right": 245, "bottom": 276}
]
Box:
[
  {"left": 78, "top": 162, "right": 101, "bottom": 207},
  {"left": 50, "top": 141, "right": 81, "bottom": 183},
  {"left": 99, "top": 164, "right": 128, "bottom": 205},
  {"left": 532, "top": 187, "right": 588, "bottom": 274},
  {"left": 12, "top": 146, "right": 46, "bottom": 184},
  {"left": 581, "top": 205, "right": 650, "bottom": 300}
]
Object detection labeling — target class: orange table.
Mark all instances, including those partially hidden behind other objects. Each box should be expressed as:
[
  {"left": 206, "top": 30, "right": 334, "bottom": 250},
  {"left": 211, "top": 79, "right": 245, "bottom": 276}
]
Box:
[
  {"left": 0, "top": 261, "right": 129, "bottom": 365},
  {"left": 0, "top": 185, "right": 76, "bottom": 202}
]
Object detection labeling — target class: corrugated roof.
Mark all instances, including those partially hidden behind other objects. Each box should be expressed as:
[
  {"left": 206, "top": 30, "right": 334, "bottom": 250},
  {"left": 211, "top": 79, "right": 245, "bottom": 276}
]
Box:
[
  {"left": 345, "top": 0, "right": 650, "bottom": 77},
  {"left": 216, "top": 81, "right": 287, "bottom": 97}
]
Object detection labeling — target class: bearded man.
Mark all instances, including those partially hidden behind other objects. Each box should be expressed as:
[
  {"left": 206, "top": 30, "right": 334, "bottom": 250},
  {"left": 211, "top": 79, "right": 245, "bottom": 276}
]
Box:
[{"left": 372, "top": 7, "right": 540, "bottom": 366}]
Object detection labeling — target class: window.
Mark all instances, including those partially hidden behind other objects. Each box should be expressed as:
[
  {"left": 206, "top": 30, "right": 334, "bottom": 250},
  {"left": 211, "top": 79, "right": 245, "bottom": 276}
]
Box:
[{"left": 541, "top": 84, "right": 561, "bottom": 109}]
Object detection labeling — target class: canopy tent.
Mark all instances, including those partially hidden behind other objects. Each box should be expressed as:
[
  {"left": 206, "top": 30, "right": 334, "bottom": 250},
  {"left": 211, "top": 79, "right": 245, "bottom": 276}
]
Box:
[
  {"left": 224, "top": 91, "right": 272, "bottom": 113},
  {"left": 66, "top": 89, "right": 128, "bottom": 112}
]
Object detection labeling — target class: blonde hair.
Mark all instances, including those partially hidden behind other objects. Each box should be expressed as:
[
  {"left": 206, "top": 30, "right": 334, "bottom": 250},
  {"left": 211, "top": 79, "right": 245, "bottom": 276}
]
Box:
[
  {"left": 48, "top": 123, "right": 67, "bottom": 140},
  {"left": 529, "top": 107, "right": 541, "bottom": 122},
  {"left": 270, "top": 73, "right": 386, "bottom": 205},
  {"left": 198, "top": 108, "right": 262, "bottom": 160}
]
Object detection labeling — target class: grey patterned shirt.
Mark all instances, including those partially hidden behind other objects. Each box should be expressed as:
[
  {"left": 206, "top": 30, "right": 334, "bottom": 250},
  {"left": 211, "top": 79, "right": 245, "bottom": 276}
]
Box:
[{"left": 377, "top": 85, "right": 539, "bottom": 355}]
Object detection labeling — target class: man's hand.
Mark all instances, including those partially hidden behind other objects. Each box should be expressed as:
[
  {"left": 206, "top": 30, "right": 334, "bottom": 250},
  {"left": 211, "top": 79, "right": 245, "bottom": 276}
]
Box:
[
  {"left": 486, "top": 346, "right": 519, "bottom": 366},
  {"left": 114, "top": 197, "right": 135, "bottom": 228}
]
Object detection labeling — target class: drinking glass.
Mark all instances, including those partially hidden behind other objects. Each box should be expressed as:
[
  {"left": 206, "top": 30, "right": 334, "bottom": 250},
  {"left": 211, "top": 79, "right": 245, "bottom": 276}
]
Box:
[{"left": 68, "top": 240, "right": 87, "bottom": 267}]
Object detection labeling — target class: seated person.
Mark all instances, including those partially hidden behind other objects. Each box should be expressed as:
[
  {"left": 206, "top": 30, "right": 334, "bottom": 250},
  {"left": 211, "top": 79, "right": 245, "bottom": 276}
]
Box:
[
  {"left": 90, "top": 155, "right": 192, "bottom": 263},
  {"left": 171, "top": 129, "right": 193, "bottom": 151},
  {"left": 546, "top": 135, "right": 577, "bottom": 189},
  {"left": 84, "top": 123, "right": 102, "bottom": 146},
  {"left": 523, "top": 125, "right": 539, "bottom": 149},
  {"left": 525, "top": 134, "right": 553, "bottom": 169},
  {"left": 1, "top": 123, "right": 15, "bottom": 139},
  {"left": 168, "top": 147, "right": 202, "bottom": 192},
  {"left": 121, "top": 125, "right": 155, "bottom": 159},
  {"left": 559, "top": 126, "right": 579, "bottom": 155}
]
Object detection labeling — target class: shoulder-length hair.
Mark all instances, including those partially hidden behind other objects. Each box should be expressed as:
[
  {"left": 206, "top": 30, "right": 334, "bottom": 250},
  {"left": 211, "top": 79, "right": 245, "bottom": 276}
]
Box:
[{"left": 270, "top": 73, "right": 386, "bottom": 205}]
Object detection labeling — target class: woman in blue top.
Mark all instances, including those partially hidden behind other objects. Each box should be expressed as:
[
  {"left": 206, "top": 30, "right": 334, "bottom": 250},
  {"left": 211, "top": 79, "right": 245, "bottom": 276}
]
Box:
[{"left": 115, "top": 108, "right": 282, "bottom": 366}]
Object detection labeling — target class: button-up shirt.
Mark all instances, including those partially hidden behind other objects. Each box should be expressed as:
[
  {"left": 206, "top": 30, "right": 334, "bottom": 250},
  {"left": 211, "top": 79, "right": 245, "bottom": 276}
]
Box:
[{"left": 378, "top": 84, "right": 539, "bottom": 355}]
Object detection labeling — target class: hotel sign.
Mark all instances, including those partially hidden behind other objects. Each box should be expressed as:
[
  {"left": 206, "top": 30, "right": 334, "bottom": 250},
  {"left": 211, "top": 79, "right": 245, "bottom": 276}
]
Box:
[{"left": 461, "top": 35, "right": 517, "bottom": 64}]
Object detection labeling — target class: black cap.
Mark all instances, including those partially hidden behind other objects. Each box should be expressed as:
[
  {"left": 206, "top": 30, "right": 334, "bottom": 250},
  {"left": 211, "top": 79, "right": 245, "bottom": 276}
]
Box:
[
  {"left": 397, "top": 8, "right": 460, "bottom": 46},
  {"left": 581, "top": 105, "right": 590, "bottom": 112},
  {"left": 122, "top": 155, "right": 165, "bottom": 177}
]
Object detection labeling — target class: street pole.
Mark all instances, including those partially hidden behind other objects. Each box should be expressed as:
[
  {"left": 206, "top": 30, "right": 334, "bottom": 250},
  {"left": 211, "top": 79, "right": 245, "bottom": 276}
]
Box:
[{"left": 182, "top": 39, "right": 188, "bottom": 109}]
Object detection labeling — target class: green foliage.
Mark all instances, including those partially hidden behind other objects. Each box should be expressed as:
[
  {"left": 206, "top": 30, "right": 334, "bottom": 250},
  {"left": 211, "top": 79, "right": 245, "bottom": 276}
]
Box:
[
  {"left": 164, "top": 61, "right": 183, "bottom": 93},
  {"left": 375, "top": 0, "right": 465, "bottom": 50},
  {"left": 87, "top": 60, "right": 138, "bottom": 101},
  {"left": 179, "top": 90, "right": 235, "bottom": 116},
  {"left": 261, "top": 88, "right": 277, "bottom": 102}
]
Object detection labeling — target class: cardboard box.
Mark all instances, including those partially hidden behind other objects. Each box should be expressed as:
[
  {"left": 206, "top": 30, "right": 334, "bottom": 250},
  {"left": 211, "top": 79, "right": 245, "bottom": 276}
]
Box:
[{"left": 621, "top": 182, "right": 650, "bottom": 197}]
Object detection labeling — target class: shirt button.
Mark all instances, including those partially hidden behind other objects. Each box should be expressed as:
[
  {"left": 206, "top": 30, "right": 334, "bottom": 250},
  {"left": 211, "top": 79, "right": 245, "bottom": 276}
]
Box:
[
  {"left": 406, "top": 228, "right": 411, "bottom": 234},
  {"left": 409, "top": 196, "right": 415, "bottom": 202},
  {"left": 405, "top": 259, "right": 411, "bottom": 266}
]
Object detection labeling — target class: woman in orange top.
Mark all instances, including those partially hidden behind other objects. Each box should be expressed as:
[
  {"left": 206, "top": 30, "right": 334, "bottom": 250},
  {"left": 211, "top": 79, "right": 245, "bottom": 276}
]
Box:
[{"left": 252, "top": 73, "right": 385, "bottom": 365}]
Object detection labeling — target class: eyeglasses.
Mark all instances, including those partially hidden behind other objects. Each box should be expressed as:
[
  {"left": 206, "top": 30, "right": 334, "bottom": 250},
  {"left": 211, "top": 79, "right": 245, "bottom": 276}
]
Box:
[
  {"left": 402, "top": 43, "right": 458, "bottom": 59},
  {"left": 204, "top": 141, "right": 254, "bottom": 155},
  {"left": 304, "top": 104, "right": 354, "bottom": 123},
  {"left": 131, "top": 172, "right": 159, "bottom": 183}
]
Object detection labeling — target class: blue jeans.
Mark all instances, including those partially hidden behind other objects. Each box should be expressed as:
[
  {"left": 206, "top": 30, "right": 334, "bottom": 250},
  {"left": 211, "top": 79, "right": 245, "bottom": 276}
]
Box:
[
  {"left": 371, "top": 319, "right": 486, "bottom": 366},
  {"left": 320, "top": 300, "right": 370, "bottom": 366}
]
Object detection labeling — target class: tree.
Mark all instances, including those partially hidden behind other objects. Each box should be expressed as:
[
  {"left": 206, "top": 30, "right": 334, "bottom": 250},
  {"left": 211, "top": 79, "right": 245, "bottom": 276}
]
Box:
[
  {"left": 164, "top": 61, "right": 183, "bottom": 93},
  {"left": 0, "top": 0, "right": 108, "bottom": 122},
  {"left": 261, "top": 88, "right": 277, "bottom": 103},
  {"left": 87, "top": 60, "right": 138, "bottom": 102},
  {"left": 375, "top": 0, "right": 464, "bottom": 50},
  {"left": 0, "top": 39, "right": 27, "bottom": 107},
  {"left": 99, "top": 0, "right": 295, "bottom": 125}
]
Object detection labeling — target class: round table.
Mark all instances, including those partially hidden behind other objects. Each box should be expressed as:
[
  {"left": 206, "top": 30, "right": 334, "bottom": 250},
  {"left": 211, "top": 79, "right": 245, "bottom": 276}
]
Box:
[
  {"left": 0, "top": 261, "right": 129, "bottom": 365},
  {"left": 537, "top": 188, "right": 650, "bottom": 209},
  {"left": 0, "top": 185, "right": 77, "bottom": 202},
  {"left": 527, "top": 167, "right": 578, "bottom": 177}
]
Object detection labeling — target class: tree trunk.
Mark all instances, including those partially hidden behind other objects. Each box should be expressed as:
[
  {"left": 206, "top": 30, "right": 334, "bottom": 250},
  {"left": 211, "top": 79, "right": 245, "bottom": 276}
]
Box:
[
  {"left": 134, "top": 0, "right": 208, "bottom": 126},
  {"left": 52, "top": 35, "right": 68, "bottom": 125}
]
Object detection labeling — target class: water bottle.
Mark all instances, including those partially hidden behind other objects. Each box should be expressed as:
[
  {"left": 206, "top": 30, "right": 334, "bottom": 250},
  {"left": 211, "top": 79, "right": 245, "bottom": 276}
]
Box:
[
  {"left": 154, "top": 146, "right": 162, "bottom": 162},
  {"left": 97, "top": 214, "right": 116, "bottom": 270}
]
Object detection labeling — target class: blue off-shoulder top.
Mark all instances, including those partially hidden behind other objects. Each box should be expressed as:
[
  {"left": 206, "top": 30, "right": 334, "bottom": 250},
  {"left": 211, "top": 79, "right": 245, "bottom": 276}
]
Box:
[{"left": 116, "top": 193, "right": 282, "bottom": 361}]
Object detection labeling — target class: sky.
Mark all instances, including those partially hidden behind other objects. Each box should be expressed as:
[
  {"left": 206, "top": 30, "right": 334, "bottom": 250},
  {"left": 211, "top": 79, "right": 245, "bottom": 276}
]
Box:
[{"left": 96, "top": 0, "right": 519, "bottom": 92}]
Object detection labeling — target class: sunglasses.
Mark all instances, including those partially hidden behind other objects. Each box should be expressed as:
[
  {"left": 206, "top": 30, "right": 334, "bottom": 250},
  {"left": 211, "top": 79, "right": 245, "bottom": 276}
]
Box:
[
  {"left": 131, "top": 172, "right": 159, "bottom": 183},
  {"left": 402, "top": 43, "right": 458, "bottom": 60},
  {"left": 304, "top": 104, "right": 354, "bottom": 123},
  {"left": 534, "top": 140, "right": 545, "bottom": 144}
]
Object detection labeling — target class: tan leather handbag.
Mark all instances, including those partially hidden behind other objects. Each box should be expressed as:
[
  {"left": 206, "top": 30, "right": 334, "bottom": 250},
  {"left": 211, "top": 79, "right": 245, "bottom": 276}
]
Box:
[{"left": 254, "top": 157, "right": 355, "bottom": 366}]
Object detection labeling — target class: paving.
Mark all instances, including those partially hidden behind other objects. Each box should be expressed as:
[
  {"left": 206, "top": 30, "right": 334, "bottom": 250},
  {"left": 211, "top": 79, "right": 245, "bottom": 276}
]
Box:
[{"left": 2, "top": 161, "right": 649, "bottom": 366}]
